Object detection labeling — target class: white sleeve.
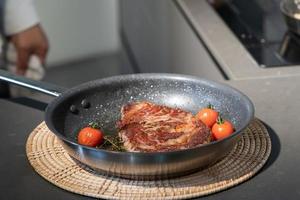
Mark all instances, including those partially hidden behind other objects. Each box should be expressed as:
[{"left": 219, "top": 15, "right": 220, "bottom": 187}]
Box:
[{"left": 4, "top": 0, "right": 40, "bottom": 36}]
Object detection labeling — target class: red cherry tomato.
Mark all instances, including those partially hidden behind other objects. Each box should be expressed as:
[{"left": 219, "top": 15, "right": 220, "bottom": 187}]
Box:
[
  {"left": 78, "top": 124, "right": 104, "bottom": 147},
  {"left": 212, "top": 116, "right": 234, "bottom": 140},
  {"left": 196, "top": 105, "right": 219, "bottom": 128}
]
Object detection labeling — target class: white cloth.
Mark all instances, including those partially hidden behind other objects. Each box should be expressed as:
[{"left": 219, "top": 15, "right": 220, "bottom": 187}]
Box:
[
  {"left": 4, "top": 0, "right": 39, "bottom": 35},
  {"left": 3, "top": 0, "right": 44, "bottom": 97}
]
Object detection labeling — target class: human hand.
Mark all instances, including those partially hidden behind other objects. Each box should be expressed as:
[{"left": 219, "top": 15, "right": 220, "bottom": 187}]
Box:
[{"left": 10, "top": 24, "right": 49, "bottom": 75}]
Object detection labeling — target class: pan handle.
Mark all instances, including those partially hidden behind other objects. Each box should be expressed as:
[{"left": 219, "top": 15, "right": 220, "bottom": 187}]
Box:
[{"left": 0, "top": 69, "right": 66, "bottom": 97}]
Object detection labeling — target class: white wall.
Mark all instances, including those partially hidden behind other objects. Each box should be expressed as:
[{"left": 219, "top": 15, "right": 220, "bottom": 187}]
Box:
[{"left": 35, "top": 0, "right": 120, "bottom": 66}]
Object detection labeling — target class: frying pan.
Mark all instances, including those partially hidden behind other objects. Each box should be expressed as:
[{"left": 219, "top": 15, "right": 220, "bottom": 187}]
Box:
[{"left": 0, "top": 70, "right": 254, "bottom": 179}]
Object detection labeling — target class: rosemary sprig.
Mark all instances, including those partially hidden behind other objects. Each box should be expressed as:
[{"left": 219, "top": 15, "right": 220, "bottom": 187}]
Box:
[
  {"left": 98, "top": 135, "right": 125, "bottom": 152},
  {"left": 104, "top": 136, "right": 122, "bottom": 150}
]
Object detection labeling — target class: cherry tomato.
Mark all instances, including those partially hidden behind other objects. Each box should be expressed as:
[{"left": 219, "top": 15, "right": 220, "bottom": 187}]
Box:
[
  {"left": 196, "top": 105, "right": 218, "bottom": 128},
  {"left": 78, "top": 123, "right": 104, "bottom": 147},
  {"left": 212, "top": 116, "right": 234, "bottom": 140}
]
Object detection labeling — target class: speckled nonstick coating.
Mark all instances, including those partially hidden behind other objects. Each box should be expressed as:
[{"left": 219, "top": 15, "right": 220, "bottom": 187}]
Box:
[{"left": 45, "top": 73, "right": 254, "bottom": 179}]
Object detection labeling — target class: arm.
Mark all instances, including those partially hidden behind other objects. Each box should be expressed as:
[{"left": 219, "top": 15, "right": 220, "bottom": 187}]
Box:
[{"left": 4, "top": 0, "right": 49, "bottom": 75}]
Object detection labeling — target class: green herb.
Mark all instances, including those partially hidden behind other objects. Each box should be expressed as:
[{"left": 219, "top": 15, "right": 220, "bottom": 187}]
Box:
[
  {"left": 98, "top": 135, "right": 126, "bottom": 152},
  {"left": 207, "top": 103, "right": 214, "bottom": 110},
  {"left": 88, "top": 122, "right": 100, "bottom": 129},
  {"left": 216, "top": 115, "right": 225, "bottom": 124}
]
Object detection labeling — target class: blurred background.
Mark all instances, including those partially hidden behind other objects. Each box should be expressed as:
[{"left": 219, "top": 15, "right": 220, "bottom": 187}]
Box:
[
  {"left": 33, "top": 0, "right": 223, "bottom": 89},
  {"left": 4, "top": 0, "right": 299, "bottom": 93},
  {"left": 36, "top": 0, "right": 120, "bottom": 67},
  {"left": 36, "top": 0, "right": 123, "bottom": 87}
]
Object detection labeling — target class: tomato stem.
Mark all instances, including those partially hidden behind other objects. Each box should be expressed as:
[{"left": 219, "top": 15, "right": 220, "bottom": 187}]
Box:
[
  {"left": 216, "top": 116, "right": 224, "bottom": 124},
  {"left": 207, "top": 103, "right": 214, "bottom": 110},
  {"left": 88, "top": 122, "right": 100, "bottom": 129}
]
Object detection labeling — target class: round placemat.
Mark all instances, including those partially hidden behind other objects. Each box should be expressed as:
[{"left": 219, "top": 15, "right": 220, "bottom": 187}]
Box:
[{"left": 26, "top": 118, "right": 271, "bottom": 200}]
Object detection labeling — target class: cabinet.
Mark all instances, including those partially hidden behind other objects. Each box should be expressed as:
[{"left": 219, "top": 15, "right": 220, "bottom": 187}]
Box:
[{"left": 120, "top": 0, "right": 224, "bottom": 80}]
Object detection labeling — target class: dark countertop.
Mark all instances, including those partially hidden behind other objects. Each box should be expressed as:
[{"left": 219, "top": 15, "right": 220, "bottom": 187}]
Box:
[
  {"left": 0, "top": 99, "right": 94, "bottom": 200},
  {"left": 222, "top": 77, "right": 300, "bottom": 200},
  {"left": 1, "top": 75, "right": 299, "bottom": 200}
]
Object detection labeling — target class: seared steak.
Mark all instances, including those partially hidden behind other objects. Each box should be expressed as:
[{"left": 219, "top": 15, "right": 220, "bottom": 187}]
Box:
[{"left": 117, "top": 101, "right": 212, "bottom": 152}]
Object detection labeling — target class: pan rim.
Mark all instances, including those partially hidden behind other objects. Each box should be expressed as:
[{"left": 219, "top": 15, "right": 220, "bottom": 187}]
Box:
[{"left": 45, "top": 73, "right": 254, "bottom": 156}]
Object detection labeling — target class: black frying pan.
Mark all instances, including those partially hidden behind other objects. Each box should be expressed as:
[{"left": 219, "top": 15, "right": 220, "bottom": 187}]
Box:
[{"left": 0, "top": 70, "right": 254, "bottom": 179}]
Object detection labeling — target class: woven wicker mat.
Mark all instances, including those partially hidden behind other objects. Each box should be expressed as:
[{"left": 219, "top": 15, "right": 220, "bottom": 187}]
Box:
[{"left": 26, "top": 118, "right": 271, "bottom": 200}]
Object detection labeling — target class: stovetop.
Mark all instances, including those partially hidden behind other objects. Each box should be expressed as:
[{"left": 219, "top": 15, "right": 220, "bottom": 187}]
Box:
[{"left": 209, "top": 0, "right": 300, "bottom": 67}]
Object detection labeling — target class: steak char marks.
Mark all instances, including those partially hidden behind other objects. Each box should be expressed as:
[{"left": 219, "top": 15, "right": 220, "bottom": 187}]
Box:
[{"left": 117, "top": 101, "right": 212, "bottom": 152}]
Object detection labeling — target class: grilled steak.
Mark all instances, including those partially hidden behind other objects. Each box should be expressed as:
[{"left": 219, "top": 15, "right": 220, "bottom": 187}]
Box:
[{"left": 117, "top": 101, "right": 212, "bottom": 152}]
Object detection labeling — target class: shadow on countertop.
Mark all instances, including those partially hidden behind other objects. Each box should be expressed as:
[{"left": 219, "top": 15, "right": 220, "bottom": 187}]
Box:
[{"left": 260, "top": 121, "right": 281, "bottom": 172}]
